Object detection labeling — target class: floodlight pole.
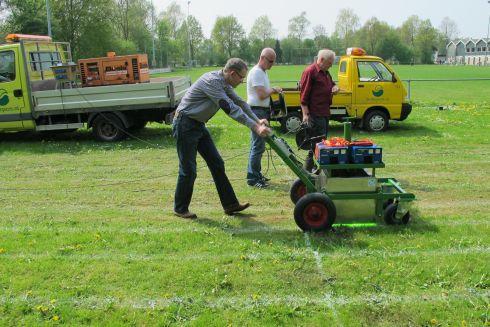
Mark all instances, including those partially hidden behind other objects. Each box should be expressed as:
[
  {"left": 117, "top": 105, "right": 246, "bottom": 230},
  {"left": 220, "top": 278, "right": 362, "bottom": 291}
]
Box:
[
  {"left": 486, "top": 1, "right": 489, "bottom": 66},
  {"left": 45, "top": 0, "right": 52, "bottom": 37},
  {"left": 151, "top": 1, "right": 157, "bottom": 68},
  {"left": 187, "top": 1, "right": 192, "bottom": 69}
]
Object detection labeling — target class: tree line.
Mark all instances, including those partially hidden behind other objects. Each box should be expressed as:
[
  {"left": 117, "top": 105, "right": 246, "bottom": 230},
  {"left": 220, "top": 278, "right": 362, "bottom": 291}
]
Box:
[{"left": 0, "top": 1, "right": 459, "bottom": 66}]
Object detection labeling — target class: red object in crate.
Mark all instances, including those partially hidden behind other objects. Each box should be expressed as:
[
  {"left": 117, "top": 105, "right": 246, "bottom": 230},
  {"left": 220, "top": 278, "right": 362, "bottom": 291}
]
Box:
[
  {"left": 350, "top": 139, "right": 374, "bottom": 146},
  {"left": 323, "top": 137, "right": 350, "bottom": 147}
]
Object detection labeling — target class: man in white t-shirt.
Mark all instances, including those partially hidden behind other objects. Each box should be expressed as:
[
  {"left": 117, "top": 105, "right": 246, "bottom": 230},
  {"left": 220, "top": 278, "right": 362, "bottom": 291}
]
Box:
[{"left": 246, "top": 48, "right": 282, "bottom": 188}]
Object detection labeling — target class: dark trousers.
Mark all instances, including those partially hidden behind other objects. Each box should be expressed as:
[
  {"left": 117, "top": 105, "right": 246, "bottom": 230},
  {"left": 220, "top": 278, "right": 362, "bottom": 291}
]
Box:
[
  {"left": 173, "top": 115, "right": 239, "bottom": 213},
  {"left": 304, "top": 115, "right": 329, "bottom": 171}
]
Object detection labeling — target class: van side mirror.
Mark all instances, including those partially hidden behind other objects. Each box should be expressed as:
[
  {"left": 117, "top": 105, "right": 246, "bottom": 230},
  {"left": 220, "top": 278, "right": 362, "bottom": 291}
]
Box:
[{"left": 391, "top": 72, "right": 397, "bottom": 83}]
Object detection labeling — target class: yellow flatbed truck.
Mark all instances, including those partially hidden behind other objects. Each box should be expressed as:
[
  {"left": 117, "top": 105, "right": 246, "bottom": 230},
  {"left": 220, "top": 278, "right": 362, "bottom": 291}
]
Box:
[
  {"left": 271, "top": 48, "right": 412, "bottom": 133},
  {"left": 0, "top": 34, "right": 190, "bottom": 141}
]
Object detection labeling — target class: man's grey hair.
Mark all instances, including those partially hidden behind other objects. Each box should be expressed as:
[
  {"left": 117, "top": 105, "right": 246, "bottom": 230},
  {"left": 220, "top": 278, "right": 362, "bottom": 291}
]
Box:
[
  {"left": 224, "top": 58, "right": 248, "bottom": 73},
  {"left": 317, "top": 49, "right": 335, "bottom": 61}
]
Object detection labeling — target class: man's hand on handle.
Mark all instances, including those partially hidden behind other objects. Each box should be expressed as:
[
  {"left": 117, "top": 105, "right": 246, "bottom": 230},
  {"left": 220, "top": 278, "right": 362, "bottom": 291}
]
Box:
[
  {"left": 255, "top": 123, "right": 272, "bottom": 137},
  {"left": 258, "top": 118, "right": 269, "bottom": 126}
]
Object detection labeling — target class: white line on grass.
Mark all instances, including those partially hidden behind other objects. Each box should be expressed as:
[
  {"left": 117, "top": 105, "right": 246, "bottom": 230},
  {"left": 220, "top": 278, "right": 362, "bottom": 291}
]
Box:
[
  {"left": 304, "top": 232, "right": 342, "bottom": 326},
  {"left": 1, "top": 289, "right": 487, "bottom": 312},
  {"left": 1, "top": 246, "right": 488, "bottom": 262}
]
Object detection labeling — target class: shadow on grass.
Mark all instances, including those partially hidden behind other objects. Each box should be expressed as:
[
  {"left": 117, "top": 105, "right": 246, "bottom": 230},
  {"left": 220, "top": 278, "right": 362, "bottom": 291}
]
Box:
[
  {"left": 194, "top": 206, "right": 439, "bottom": 253},
  {"left": 0, "top": 125, "right": 224, "bottom": 154}
]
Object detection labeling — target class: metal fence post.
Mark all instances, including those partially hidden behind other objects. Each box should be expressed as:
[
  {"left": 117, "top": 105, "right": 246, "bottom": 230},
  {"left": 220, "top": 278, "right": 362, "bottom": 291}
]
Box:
[{"left": 408, "top": 79, "right": 411, "bottom": 101}]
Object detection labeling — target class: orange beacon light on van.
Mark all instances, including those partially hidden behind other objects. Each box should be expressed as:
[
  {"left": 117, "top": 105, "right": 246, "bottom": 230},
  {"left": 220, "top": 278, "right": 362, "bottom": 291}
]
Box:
[
  {"left": 5, "top": 34, "right": 53, "bottom": 43},
  {"left": 346, "top": 47, "right": 367, "bottom": 56}
]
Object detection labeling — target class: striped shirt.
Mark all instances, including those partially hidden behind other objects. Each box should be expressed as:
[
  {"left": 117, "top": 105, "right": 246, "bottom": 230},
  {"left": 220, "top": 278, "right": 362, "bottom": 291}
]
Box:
[{"left": 176, "top": 70, "right": 259, "bottom": 129}]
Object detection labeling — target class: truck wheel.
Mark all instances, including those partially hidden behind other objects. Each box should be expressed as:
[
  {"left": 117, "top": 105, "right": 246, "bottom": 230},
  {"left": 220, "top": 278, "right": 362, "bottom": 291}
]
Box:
[
  {"left": 294, "top": 193, "right": 336, "bottom": 232},
  {"left": 290, "top": 178, "right": 307, "bottom": 204},
  {"left": 364, "top": 110, "right": 389, "bottom": 132},
  {"left": 280, "top": 112, "right": 302, "bottom": 133},
  {"left": 383, "top": 203, "right": 410, "bottom": 225},
  {"left": 92, "top": 114, "right": 127, "bottom": 142}
]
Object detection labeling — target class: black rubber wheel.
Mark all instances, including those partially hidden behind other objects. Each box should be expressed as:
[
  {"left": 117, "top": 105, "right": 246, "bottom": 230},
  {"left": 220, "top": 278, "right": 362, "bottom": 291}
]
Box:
[
  {"left": 364, "top": 109, "right": 389, "bottom": 132},
  {"left": 294, "top": 193, "right": 336, "bottom": 232},
  {"left": 383, "top": 198, "right": 394, "bottom": 210},
  {"left": 384, "top": 203, "right": 410, "bottom": 225},
  {"left": 290, "top": 178, "right": 307, "bottom": 204},
  {"left": 280, "top": 111, "right": 302, "bottom": 133},
  {"left": 92, "top": 114, "right": 127, "bottom": 142}
]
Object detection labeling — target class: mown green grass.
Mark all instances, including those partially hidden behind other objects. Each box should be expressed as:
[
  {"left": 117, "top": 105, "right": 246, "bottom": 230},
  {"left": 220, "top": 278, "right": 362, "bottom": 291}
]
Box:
[
  {"left": 0, "top": 66, "right": 489, "bottom": 325},
  {"left": 161, "top": 64, "right": 490, "bottom": 105}
]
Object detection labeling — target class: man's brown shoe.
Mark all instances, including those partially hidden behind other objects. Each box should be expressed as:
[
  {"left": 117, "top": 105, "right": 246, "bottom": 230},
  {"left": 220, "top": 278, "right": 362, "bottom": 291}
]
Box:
[
  {"left": 224, "top": 202, "right": 250, "bottom": 215},
  {"left": 174, "top": 211, "right": 197, "bottom": 219}
]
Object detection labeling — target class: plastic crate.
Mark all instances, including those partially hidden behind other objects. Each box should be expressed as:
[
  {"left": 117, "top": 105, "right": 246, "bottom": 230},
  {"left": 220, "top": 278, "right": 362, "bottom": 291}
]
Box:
[
  {"left": 51, "top": 63, "right": 78, "bottom": 81},
  {"left": 315, "top": 143, "right": 349, "bottom": 165},
  {"left": 349, "top": 145, "right": 382, "bottom": 164}
]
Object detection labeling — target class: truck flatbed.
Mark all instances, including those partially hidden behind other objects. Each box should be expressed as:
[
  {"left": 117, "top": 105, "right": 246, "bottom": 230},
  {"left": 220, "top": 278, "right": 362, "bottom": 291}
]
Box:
[{"left": 33, "top": 77, "right": 190, "bottom": 114}]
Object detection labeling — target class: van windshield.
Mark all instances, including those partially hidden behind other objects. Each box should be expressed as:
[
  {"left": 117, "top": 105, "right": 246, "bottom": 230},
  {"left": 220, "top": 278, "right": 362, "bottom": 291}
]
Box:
[{"left": 357, "top": 61, "right": 392, "bottom": 82}]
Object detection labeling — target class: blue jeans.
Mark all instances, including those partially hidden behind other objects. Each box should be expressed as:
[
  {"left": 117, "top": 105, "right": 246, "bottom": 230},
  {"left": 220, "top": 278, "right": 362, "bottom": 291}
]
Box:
[
  {"left": 304, "top": 115, "right": 329, "bottom": 171},
  {"left": 173, "top": 114, "right": 239, "bottom": 213},
  {"left": 247, "top": 108, "right": 270, "bottom": 184}
]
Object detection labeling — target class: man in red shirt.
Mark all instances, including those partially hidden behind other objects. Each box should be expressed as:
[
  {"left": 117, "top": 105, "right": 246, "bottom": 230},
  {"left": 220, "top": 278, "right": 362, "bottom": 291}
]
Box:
[{"left": 300, "top": 49, "right": 339, "bottom": 171}]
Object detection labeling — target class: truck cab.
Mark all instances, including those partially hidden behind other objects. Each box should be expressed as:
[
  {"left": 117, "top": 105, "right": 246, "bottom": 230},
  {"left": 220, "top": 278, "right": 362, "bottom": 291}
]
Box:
[
  {"left": 0, "top": 34, "right": 65, "bottom": 132},
  {"left": 271, "top": 48, "right": 412, "bottom": 133}
]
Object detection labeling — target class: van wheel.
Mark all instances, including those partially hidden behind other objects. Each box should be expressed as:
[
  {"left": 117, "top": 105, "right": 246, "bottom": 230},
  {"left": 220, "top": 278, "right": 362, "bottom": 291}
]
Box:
[
  {"left": 364, "top": 110, "right": 389, "bottom": 132},
  {"left": 280, "top": 112, "right": 302, "bottom": 133},
  {"left": 92, "top": 114, "right": 127, "bottom": 142}
]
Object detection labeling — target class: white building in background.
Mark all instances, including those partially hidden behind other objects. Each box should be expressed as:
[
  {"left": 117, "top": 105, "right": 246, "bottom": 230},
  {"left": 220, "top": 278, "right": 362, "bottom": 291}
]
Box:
[{"left": 446, "top": 38, "right": 489, "bottom": 65}]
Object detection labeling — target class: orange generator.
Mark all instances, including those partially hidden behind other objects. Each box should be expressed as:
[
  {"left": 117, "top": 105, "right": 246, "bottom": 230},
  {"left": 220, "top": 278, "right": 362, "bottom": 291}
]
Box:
[{"left": 78, "top": 52, "right": 150, "bottom": 87}]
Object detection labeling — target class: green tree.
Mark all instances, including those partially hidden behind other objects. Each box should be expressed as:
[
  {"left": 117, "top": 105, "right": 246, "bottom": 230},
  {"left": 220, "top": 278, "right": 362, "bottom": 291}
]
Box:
[
  {"left": 312, "top": 24, "right": 331, "bottom": 49},
  {"left": 274, "top": 39, "right": 283, "bottom": 63},
  {"left": 334, "top": 8, "right": 360, "bottom": 49},
  {"left": 415, "top": 19, "right": 440, "bottom": 64},
  {"left": 357, "top": 17, "right": 391, "bottom": 55},
  {"left": 51, "top": 0, "right": 117, "bottom": 59},
  {"left": 288, "top": 11, "right": 310, "bottom": 41},
  {"left": 161, "top": 1, "right": 183, "bottom": 39},
  {"left": 156, "top": 18, "right": 171, "bottom": 66},
  {"left": 378, "top": 30, "right": 412, "bottom": 63},
  {"left": 399, "top": 15, "right": 421, "bottom": 61},
  {"left": 197, "top": 38, "right": 217, "bottom": 66},
  {"left": 178, "top": 15, "right": 203, "bottom": 63},
  {"left": 211, "top": 15, "right": 245, "bottom": 59},
  {"left": 1, "top": 0, "right": 47, "bottom": 35},
  {"left": 114, "top": 0, "right": 152, "bottom": 49},
  {"left": 249, "top": 15, "right": 276, "bottom": 46}
]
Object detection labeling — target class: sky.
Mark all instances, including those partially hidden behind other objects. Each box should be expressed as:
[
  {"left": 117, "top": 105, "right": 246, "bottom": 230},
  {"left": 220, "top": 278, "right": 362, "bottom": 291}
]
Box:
[{"left": 153, "top": 0, "right": 490, "bottom": 40}]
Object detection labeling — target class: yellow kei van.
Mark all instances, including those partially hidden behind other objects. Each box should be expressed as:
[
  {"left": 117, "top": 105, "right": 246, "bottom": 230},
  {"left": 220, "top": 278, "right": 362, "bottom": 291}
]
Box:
[{"left": 271, "top": 48, "right": 412, "bottom": 133}]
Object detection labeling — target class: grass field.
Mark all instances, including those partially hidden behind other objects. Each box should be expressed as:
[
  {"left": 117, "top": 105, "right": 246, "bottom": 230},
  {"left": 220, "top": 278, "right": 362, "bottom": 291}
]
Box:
[
  {"left": 0, "top": 65, "right": 489, "bottom": 325},
  {"left": 161, "top": 64, "right": 490, "bottom": 106}
]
